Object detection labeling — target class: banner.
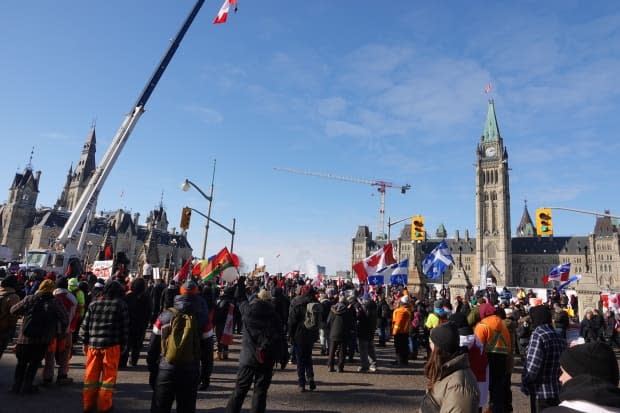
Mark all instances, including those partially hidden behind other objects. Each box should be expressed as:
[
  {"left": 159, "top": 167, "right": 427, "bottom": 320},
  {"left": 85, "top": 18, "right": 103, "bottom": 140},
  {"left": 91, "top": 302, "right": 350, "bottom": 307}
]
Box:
[
  {"left": 92, "top": 260, "right": 113, "bottom": 280},
  {"left": 219, "top": 303, "right": 235, "bottom": 345}
]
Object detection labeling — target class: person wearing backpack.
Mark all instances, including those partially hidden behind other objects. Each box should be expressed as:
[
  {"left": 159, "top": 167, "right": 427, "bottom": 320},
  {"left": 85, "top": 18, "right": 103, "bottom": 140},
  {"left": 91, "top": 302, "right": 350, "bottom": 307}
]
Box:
[
  {"left": 79, "top": 280, "right": 129, "bottom": 413},
  {"left": 226, "top": 278, "right": 285, "bottom": 413},
  {"left": 0, "top": 274, "right": 21, "bottom": 360},
  {"left": 147, "top": 279, "right": 209, "bottom": 413},
  {"left": 9, "top": 279, "right": 68, "bottom": 394},
  {"left": 288, "top": 285, "right": 320, "bottom": 392}
]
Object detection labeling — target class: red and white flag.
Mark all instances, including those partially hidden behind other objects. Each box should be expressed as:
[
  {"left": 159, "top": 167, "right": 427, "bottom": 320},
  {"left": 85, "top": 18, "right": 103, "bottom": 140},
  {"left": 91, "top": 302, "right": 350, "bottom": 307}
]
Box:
[
  {"left": 484, "top": 82, "right": 493, "bottom": 94},
  {"left": 213, "top": 0, "right": 237, "bottom": 24},
  {"left": 352, "top": 243, "right": 397, "bottom": 283}
]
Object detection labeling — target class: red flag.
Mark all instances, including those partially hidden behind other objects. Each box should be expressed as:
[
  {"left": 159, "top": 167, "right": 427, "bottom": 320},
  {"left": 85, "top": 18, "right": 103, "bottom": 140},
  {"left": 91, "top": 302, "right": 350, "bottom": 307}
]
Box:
[
  {"left": 201, "top": 246, "right": 239, "bottom": 280},
  {"left": 352, "top": 244, "right": 396, "bottom": 283},
  {"left": 213, "top": 0, "right": 237, "bottom": 24},
  {"left": 484, "top": 82, "right": 493, "bottom": 94},
  {"left": 175, "top": 257, "right": 193, "bottom": 284},
  {"left": 219, "top": 303, "right": 235, "bottom": 345}
]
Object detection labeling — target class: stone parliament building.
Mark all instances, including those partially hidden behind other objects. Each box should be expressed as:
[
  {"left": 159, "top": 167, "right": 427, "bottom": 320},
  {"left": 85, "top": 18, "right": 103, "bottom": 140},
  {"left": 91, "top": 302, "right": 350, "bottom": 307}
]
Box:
[
  {"left": 352, "top": 100, "right": 619, "bottom": 317},
  {"left": 0, "top": 126, "right": 192, "bottom": 277}
]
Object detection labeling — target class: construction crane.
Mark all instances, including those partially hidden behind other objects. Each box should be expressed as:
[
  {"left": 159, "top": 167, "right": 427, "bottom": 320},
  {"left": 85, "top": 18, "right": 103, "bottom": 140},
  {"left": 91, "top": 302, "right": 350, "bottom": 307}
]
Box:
[{"left": 274, "top": 167, "right": 411, "bottom": 239}]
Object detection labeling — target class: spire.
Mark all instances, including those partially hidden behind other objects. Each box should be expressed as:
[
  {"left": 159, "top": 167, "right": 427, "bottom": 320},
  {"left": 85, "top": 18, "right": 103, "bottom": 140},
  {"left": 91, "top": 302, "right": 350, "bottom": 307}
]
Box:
[
  {"left": 435, "top": 223, "right": 447, "bottom": 238},
  {"left": 517, "top": 199, "right": 535, "bottom": 237},
  {"left": 482, "top": 99, "right": 501, "bottom": 142},
  {"left": 74, "top": 126, "right": 97, "bottom": 184}
]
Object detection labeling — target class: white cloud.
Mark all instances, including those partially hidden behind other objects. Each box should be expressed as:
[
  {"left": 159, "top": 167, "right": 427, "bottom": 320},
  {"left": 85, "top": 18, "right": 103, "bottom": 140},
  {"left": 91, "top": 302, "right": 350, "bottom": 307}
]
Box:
[{"left": 184, "top": 105, "right": 223, "bottom": 124}]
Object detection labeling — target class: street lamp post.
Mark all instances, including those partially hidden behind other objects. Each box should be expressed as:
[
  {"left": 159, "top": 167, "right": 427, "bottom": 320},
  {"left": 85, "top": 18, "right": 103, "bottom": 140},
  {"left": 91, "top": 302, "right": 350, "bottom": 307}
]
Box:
[
  {"left": 387, "top": 215, "right": 418, "bottom": 241},
  {"left": 187, "top": 207, "right": 236, "bottom": 253},
  {"left": 181, "top": 160, "right": 216, "bottom": 259}
]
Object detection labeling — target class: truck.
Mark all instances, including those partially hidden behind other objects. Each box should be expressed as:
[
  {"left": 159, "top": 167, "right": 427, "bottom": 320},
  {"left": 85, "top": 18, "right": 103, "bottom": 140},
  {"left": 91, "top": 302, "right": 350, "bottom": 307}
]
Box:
[{"left": 19, "top": 0, "right": 207, "bottom": 276}]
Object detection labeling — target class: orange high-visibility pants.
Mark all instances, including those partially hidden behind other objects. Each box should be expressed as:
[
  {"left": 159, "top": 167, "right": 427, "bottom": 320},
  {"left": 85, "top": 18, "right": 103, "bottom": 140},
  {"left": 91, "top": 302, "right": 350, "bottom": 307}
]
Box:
[{"left": 83, "top": 345, "right": 120, "bottom": 412}]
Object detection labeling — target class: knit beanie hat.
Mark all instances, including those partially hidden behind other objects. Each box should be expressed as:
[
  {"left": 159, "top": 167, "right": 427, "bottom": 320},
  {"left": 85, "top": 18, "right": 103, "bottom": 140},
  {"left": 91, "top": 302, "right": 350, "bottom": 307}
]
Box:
[
  {"left": 560, "top": 342, "right": 619, "bottom": 386},
  {"left": 529, "top": 304, "right": 552, "bottom": 329},
  {"left": 38, "top": 279, "right": 55, "bottom": 294},
  {"left": 55, "top": 276, "right": 68, "bottom": 290},
  {"left": 257, "top": 289, "right": 272, "bottom": 301},
  {"left": 479, "top": 302, "right": 496, "bottom": 319},
  {"left": 430, "top": 321, "right": 460, "bottom": 355}
]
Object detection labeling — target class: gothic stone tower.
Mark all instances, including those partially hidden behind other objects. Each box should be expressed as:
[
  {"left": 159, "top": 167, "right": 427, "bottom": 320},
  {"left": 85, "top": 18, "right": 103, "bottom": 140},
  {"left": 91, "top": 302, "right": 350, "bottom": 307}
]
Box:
[
  {"left": 475, "top": 100, "right": 513, "bottom": 286},
  {"left": 0, "top": 166, "right": 40, "bottom": 256},
  {"left": 55, "top": 126, "right": 96, "bottom": 211}
]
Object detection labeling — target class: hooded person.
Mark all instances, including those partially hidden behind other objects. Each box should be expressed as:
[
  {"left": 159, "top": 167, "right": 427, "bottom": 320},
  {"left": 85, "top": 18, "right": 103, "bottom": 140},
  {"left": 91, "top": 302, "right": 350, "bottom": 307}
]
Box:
[
  {"left": 41, "top": 276, "right": 78, "bottom": 385},
  {"left": 542, "top": 342, "right": 620, "bottom": 413},
  {"left": 288, "top": 286, "right": 320, "bottom": 391},
  {"left": 9, "top": 278, "right": 68, "bottom": 394},
  {"left": 474, "top": 302, "right": 512, "bottom": 413},
  {"left": 226, "top": 276, "right": 285, "bottom": 413},
  {"left": 326, "top": 295, "right": 354, "bottom": 372},
  {"left": 147, "top": 278, "right": 210, "bottom": 413},
  {"left": 120, "top": 277, "right": 152, "bottom": 368},
  {"left": 420, "top": 322, "right": 480, "bottom": 412},
  {"left": 79, "top": 280, "right": 129, "bottom": 412}
]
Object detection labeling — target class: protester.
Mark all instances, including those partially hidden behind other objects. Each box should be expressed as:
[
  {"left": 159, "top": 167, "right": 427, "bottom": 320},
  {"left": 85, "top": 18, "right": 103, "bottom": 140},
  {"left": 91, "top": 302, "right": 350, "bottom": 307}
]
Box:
[
  {"left": 355, "top": 293, "right": 378, "bottom": 372},
  {"left": 326, "top": 294, "right": 353, "bottom": 372},
  {"left": 542, "top": 341, "right": 620, "bottom": 412},
  {"left": 226, "top": 280, "right": 285, "bottom": 413},
  {"left": 288, "top": 285, "right": 320, "bottom": 391},
  {"left": 80, "top": 280, "right": 129, "bottom": 413},
  {"left": 215, "top": 286, "right": 235, "bottom": 360},
  {"left": 391, "top": 295, "right": 412, "bottom": 366},
  {"left": 9, "top": 279, "right": 68, "bottom": 394},
  {"left": 147, "top": 279, "right": 209, "bottom": 413},
  {"left": 0, "top": 274, "right": 21, "bottom": 360},
  {"left": 120, "top": 277, "right": 151, "bottom": 368},
  {"left": 521, "top": 305, "right": 567, "bottom": 412},
  {"left": 419, "top": 321, "right": 480, "bottom": 412},
  {"left": 474, "top": 302, "right": 512, "bottom": 413}
]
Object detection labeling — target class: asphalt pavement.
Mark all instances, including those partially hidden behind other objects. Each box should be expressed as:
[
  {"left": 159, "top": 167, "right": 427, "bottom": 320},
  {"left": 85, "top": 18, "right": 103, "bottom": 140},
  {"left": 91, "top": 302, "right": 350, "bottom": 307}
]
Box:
[{"left": 0, "top": 335, "right": 533, "bottom": 413}]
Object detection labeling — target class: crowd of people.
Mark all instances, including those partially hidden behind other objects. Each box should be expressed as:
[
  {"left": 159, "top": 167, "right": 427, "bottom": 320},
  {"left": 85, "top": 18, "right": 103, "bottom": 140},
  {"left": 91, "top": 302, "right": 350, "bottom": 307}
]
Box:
[{"left": 0, "top": 267, "right": 619, "bottom": 413}]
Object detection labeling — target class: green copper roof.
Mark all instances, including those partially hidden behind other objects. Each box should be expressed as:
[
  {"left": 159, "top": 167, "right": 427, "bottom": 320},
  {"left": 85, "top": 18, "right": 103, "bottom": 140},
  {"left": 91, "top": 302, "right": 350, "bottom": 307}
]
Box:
[{"left": 482, "top": 99, "right": 500, "bottom": 142}]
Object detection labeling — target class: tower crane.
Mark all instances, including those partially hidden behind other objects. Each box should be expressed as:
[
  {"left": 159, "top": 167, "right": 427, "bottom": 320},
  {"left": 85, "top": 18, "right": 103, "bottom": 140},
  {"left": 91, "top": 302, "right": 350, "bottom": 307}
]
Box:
[{"left": 274, "top": 167, "right": 411, "bottom": 240}]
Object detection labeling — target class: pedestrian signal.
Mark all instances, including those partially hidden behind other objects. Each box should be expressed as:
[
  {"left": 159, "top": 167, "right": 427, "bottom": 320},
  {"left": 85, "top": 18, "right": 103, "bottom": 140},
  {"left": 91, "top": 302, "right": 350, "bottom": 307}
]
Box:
[
  {"left": 536, "top": 208, "right": 553, "bottom": 236},
  {"left": 412, "top": 215, "right": 426, "bottom": 241},
  {"left": 180, "top": 207, "right": 192, "bottom": 230}
]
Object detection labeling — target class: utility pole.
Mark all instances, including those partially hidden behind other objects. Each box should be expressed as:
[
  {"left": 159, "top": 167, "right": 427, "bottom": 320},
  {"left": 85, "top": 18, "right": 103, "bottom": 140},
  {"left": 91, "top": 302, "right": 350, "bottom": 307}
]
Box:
[{"left": 201, "top": 159, "right": 216, "bottom": 259}]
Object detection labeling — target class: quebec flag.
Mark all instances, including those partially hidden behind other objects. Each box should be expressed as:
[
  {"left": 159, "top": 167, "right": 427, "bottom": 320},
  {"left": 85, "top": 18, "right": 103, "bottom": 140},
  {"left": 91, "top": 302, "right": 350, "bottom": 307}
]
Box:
[
  {"left": 376, "top": 259, "right": 409, "bottom": 285},
  {"left": 422, "top": 241, "right": 454, "bottom": 280}
]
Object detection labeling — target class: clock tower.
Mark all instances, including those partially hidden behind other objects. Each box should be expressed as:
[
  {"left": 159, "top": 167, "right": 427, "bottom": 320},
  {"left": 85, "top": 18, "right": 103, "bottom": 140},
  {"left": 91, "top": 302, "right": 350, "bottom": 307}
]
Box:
[{"left": 475, "top": 100, "right": 512, "bottom": 286}]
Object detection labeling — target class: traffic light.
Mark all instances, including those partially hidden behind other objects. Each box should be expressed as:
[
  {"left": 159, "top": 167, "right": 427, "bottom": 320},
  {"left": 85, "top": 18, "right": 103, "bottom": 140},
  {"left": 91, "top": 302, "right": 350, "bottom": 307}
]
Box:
[
  {"left": 411, "top": 215, "right": 426, "bottom": 241},
  {"left": 180, "top": 207, "right": 192, "bottom": 230},
  {"left": 536, "top": 208, "right": 553, "bottom": 236}
]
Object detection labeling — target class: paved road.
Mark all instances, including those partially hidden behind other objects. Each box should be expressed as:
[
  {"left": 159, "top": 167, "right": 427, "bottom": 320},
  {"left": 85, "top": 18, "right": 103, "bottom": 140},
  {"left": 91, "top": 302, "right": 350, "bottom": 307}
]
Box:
[{"left": 0, "top": 336, "right": 532, "bottom": 413}]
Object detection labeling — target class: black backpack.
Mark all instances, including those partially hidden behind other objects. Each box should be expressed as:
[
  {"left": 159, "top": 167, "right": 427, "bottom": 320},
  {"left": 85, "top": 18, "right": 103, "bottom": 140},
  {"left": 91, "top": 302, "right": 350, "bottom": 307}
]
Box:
[{"left": 22, "top": 294, "right": 57, "bottom": 339}]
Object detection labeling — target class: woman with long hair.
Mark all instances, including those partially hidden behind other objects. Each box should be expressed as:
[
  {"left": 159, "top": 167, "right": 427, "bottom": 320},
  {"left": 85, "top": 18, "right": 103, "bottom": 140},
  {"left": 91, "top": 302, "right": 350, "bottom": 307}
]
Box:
[{"left": 419, "top": 321, "right": 480, "bottom": 413}]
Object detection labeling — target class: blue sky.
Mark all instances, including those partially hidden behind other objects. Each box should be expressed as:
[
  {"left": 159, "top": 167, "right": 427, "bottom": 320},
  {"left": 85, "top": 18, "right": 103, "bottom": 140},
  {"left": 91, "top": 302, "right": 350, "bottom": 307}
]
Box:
[{"left": 1, "top": 1, "right": 619, "bottom": 275}]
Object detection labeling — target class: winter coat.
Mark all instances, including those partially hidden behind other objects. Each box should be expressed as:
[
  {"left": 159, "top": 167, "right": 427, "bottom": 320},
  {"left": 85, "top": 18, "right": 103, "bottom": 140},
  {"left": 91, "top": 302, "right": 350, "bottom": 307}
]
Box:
[
  {"left": 11, "top": 291, "right": 69, "bottom": 345},
  {"left": 391, "top": 305, "right": 411, "bottom": 335},
  {"left": 125, "top": 289, "right": 152, "bottom": 334},
  {"left": 80, "top": 294, "right": 129, "bottom": 349},
  {"left": 541, "top": 374, "right": 620, "bottom": 413},
  {"left": 475, "top": 314, "right": 512, "bottom": 355},
  {"left": 288, "top": 292, "right": 319, "bottom": 345},
  {"left": 214, "top": 290, "right": 235, "bottom": 337},
  {"left": 237, "top": 296, "right": 285, "bottom": 368},
  {"left": 419, "top": 352, "right": 480, "bottom": 413},
  {"left": 146, "top": 294, "right": 209, "bottom": 372},
  {"left": 327, "top": 302, "right": 353, "bottom": 342}
]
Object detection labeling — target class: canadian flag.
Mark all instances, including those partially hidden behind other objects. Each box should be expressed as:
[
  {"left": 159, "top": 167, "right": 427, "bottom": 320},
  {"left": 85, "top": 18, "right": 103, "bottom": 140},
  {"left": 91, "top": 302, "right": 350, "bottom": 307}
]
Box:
[
  {"left": 352, "top": 243, "right": 397, "bottom": 283},
  {"left": 213, "top": 0, "right": 237, "bottom": 24}
]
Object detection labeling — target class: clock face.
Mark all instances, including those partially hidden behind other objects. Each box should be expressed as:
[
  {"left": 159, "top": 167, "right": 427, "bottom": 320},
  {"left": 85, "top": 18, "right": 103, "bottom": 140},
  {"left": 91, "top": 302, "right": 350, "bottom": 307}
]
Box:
[{"left": 485, "top": 146, "right": 497, "bottom": 157}]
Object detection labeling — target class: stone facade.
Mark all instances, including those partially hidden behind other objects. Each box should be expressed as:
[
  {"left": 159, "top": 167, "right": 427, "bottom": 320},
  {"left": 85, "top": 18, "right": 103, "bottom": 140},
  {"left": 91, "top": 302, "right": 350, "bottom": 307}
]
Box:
[
  {"left": 0, "top": 127, "right": 192, "bottom": 277},
  {"left": 352, "top": 101, "right": 619, "bottom": 318}
]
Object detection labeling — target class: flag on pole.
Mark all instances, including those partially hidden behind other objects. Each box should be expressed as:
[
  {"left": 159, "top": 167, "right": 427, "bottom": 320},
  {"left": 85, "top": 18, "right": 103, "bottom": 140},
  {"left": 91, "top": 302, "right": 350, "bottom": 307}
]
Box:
[
  {"left": 376, "top": 258, "right": 409, "bottom": 285},
  {"left": 174, "top": 256, "right": 194, "bottom": 284},
  {"left": 352, "top": 243, "right": 397, "bottom": 283},
  {"left": 201, "top": 246, "right": 239, "bottom": 280},
  {"left": 213, "top": 0, "right": 238, "bottom": 24},
  {"left": 543, "top": 262, "right": 571, "bottom": 285},
  {"left": 422, "top": 241, "right": 454, "bottom": 280},
  {"left": 484, "top": 82, "right": 493, "bottom": 94},
  {"left": 368, "top": 275, "right": 385, "bottom": 286}
]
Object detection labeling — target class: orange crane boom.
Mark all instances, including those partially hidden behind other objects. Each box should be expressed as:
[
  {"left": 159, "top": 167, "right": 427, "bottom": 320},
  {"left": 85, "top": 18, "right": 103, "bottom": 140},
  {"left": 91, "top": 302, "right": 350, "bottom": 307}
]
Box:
[{"left": 274, "top": 167, "right": 411, "bottom": 239}]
